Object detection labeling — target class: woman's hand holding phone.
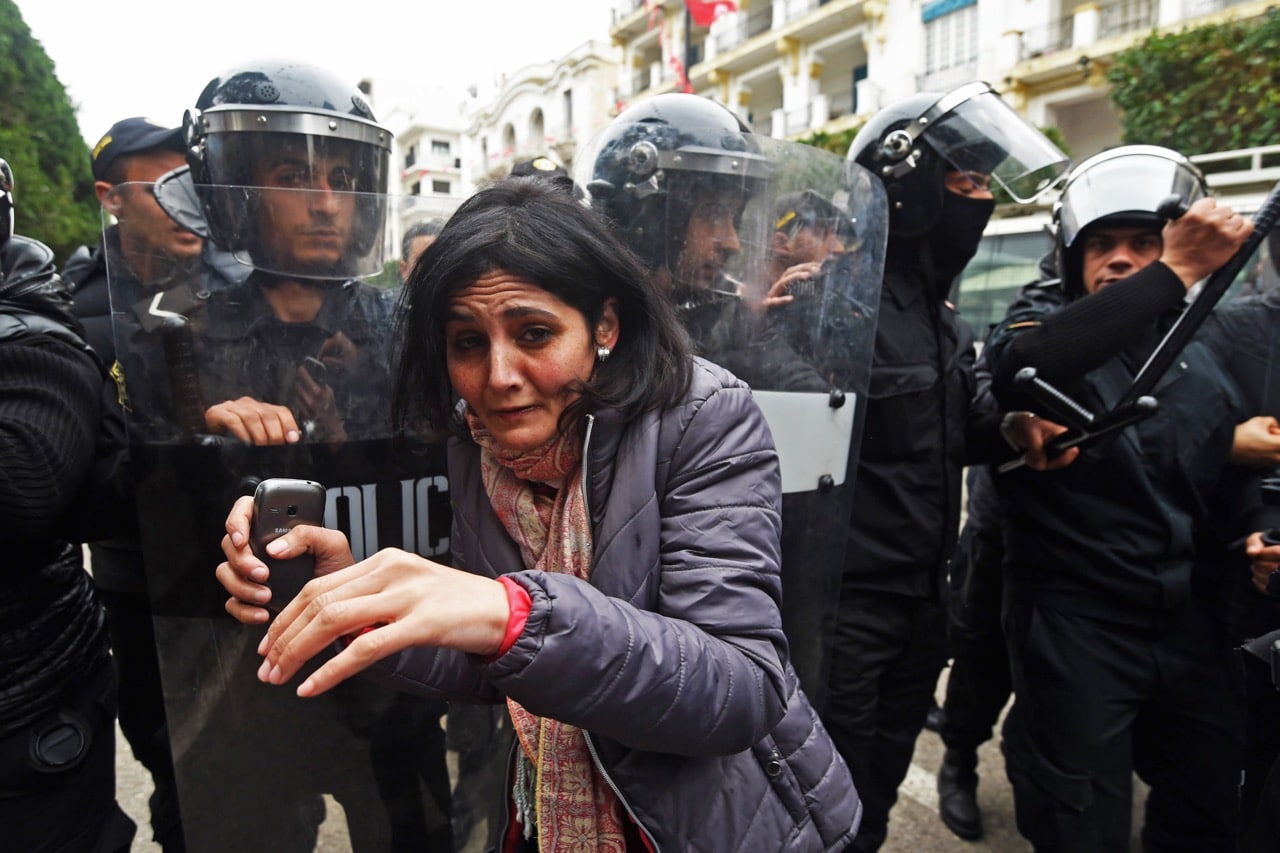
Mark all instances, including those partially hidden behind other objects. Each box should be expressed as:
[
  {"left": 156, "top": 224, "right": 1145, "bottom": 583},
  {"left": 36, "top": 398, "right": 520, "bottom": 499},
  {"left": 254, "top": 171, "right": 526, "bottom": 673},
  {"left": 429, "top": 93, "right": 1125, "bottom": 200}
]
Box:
[{"left": 217, "top": 479, "right": 354, "bottom": 623}]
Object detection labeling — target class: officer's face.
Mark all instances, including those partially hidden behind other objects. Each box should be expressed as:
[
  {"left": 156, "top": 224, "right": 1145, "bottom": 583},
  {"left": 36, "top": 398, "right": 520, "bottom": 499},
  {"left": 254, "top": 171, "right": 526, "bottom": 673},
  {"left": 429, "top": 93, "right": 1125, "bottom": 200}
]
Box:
[
  {"left": 400, "top": 234, "right": 437, "bottom": 281},
  {"left": 1080, "top": 226, "right": 1163, "bottom": 295},
  {"left": 943, "top": 170, "right": 995, "bottom": 200},
  {"left": 674, "top": 187, "right": 744, "bottom": 291},
  {"left": 252, "top": 144, "right": 357, "bottom": 275},
  {"left": 790, "top": 221, "right": 844, "bottom": 265},
  {"left": 103, "top": 151, "right": 203, "bottom": 272}
]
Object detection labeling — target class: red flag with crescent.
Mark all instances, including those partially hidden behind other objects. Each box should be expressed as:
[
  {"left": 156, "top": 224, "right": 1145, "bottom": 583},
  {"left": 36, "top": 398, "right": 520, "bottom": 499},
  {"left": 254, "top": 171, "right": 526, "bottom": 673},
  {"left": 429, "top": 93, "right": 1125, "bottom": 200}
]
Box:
[{"left": 687, "top": 0, "right": 737, "bottom": 27}]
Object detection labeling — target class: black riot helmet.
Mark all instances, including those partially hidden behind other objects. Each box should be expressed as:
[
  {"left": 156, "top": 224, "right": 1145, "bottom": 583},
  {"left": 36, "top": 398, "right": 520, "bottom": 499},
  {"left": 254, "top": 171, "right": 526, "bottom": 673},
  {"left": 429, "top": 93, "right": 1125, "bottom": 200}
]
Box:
[
  {"left": 849, "top": 81, "right": 1068, "bottom": 238},
  {"left": 583, "top": 93, "right": 771, "bottom": 277},
  {"left": 0, "top": 158, "right": 12, "bottom": 247},
  {"left": 1053, "top": 144, "right": 1207, "bottom": 298},
  {"left": 184, "top": 60, "right": 393, "bottom": 279}
]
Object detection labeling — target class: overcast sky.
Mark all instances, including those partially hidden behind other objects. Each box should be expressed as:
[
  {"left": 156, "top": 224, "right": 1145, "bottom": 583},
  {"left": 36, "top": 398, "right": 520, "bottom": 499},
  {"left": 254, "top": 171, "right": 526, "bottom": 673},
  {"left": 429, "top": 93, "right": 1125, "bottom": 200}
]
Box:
[{"left": 16, "top": 0, "right": 616, "bottom": 146}]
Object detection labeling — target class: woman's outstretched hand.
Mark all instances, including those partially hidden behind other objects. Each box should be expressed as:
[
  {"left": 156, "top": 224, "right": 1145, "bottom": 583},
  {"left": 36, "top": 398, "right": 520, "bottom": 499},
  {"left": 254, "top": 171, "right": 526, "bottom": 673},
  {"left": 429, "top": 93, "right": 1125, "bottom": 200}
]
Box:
[{"left": 255, "top": 549, "right": 513, "bottom": 698}]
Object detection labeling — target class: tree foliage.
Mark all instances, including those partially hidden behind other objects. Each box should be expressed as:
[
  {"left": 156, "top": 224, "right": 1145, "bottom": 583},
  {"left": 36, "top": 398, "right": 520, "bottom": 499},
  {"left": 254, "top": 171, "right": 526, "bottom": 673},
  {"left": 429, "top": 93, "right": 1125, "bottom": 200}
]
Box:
[
  {"left": 795, "top": 125, "right": 863, "bottom": 157},
  {"left": 0, "top": 0, "right": 99, "bottom": 262},
  {"left": 1107, "top": 8, "right": 1280, "bottom": 155}
]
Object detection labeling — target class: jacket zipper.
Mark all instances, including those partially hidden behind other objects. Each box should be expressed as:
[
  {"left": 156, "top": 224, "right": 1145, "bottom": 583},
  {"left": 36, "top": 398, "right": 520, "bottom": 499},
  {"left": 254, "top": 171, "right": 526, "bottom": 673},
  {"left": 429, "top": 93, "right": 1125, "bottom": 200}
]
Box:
[
  {"left": 580, "top": 414, "right": 595, "bottom": 523},
  {"left": 584, "top": 732, "right": 660, "bottom": 852},
  {"left": 579, "top": 413, "right": 659, "bottom": 852}
]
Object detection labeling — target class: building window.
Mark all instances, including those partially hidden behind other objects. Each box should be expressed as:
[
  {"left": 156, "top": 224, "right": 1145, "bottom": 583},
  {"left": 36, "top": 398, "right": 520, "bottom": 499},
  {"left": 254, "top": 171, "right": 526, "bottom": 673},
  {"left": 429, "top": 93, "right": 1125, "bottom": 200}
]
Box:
[
  {"left": 432, "top": 180, "right": 451, "bottom": 195},
  {"left": 923, "top": 0, "right": 977, "bottom": 75},
  {"left": 562, "top": 89, "right": 573, "bottom": 136},
  {"left": 410, "top": 181, "right": 421, "bottom": 195},
  {"left": 404, "top": 145, "right": 416, "bottom": 169},
  {"left": 431, "top": 139, "right": 450, "bottom": 155}
]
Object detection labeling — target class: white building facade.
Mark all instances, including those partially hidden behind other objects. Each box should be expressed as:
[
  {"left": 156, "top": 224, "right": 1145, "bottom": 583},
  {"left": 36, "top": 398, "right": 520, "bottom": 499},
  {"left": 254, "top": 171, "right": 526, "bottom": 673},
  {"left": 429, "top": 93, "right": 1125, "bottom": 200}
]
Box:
[
  {"left": 609, "top": 0, "right": 1270, "bottom": 161},
  {"left": 368, "top": 81, "right": 470, "bottom": 265},
  {"left": 464, "top": 40, "right": 622, "bottom": 183}
]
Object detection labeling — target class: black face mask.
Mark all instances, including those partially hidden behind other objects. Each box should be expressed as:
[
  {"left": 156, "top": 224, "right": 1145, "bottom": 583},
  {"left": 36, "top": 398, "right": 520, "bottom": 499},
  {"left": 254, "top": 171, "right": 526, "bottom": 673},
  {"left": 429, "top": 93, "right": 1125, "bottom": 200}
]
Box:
[{"left": 927, "top": 191, "right": 996, "bottom": 294}]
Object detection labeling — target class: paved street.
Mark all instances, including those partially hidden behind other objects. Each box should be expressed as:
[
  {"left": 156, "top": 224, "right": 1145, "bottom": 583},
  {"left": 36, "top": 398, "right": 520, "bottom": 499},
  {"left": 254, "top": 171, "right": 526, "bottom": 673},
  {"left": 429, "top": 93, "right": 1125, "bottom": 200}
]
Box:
[
  {"left": 113, "top": 670, "right": 1145, "bottom": 852},
  {"left": 112, "top": 696, "right": 1030, "bottom": 852}
]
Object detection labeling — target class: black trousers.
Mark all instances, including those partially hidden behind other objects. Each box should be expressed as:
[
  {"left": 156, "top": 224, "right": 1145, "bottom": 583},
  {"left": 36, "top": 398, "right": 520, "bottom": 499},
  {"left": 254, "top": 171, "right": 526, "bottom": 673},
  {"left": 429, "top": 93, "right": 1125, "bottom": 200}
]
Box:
[
  {"left": 824, "top": 588, "right": 948, "bottom": 853},
  {"left": 1002, "top": 599, "right": 1240, "bottom": 853},
  {"left": 1226, "top": 574, "right": 1280, "bottom": 847},
  {"left": 940, "top": 522, "right": 1012, "bottom": 754},
  {"left": 1239, "top": 651, "right": 1280, "bottom": 853},
  {"left": 0, "top": 656, "right": 136, "bottom": 853},
  {"left": 96, "top": 585, "right": 185, "bottom": 852}
]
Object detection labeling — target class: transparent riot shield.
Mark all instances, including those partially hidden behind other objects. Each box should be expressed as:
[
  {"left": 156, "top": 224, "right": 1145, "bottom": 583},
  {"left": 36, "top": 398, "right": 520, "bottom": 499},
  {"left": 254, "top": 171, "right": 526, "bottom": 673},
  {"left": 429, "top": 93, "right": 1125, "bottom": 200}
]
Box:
[
  {"left": 577, "top": 125, "right": 888, "bottom": 709},
  {"left": 106, "top": 180, "right": 466, "bottom": 852}
]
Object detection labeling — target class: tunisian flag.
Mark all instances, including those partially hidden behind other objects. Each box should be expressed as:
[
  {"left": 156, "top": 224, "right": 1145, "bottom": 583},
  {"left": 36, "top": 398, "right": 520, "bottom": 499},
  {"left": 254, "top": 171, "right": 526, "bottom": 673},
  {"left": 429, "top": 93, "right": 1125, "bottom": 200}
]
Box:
[{"left": 687, "top": 0, "right": 737, "bottom": 26}]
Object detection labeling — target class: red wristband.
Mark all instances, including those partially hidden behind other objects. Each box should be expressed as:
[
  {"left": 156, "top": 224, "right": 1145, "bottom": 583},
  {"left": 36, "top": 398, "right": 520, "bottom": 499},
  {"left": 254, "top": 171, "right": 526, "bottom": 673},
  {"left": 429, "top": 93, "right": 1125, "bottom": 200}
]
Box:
[{"left": 493, "top": 576, "right": 532, "bottom": 658}]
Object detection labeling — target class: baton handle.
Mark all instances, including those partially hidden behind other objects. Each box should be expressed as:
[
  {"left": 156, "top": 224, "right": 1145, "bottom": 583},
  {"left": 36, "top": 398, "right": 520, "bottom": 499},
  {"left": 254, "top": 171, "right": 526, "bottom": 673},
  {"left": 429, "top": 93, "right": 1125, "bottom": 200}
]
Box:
[
  {"left": 160, "top": 315, "right": 207, "bottom": 437},
  {"left": 997, "top": 395, "right": 1159, "bottom": 473},
  {"left": 1012, "top": 367, "right": 1094, "bottom": 429}
]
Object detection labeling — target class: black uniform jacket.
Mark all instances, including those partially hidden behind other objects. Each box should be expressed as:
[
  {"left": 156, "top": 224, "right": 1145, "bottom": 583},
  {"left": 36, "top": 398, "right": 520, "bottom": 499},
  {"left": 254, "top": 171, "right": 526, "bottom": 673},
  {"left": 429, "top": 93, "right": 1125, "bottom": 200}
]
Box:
[
  {"left": 986, "top": 262, "right": 1247, "bottom": 626},
  {"left": 842, "top": 243, "right": 997, "bottom": 596}
]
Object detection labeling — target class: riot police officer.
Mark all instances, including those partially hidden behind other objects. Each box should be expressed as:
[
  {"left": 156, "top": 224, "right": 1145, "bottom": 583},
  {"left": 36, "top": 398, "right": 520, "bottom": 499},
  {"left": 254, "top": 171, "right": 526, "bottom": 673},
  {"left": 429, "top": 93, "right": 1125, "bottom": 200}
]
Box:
[
  {"left": 65, "top": 117, "right": 245, "bottom": 852},
  {"left": 583, "top": 92, "right": 832, "bottom": 394},
  {"left": 180, "top": 62, "right": 399, "bottom": 445},
  {"left": 113, "top": 61, "right": 454, "bottom": 852},
  {"left": 822, "top": 81, "right": 1068, "bottom": 852},
  {"left": 582, "top": 93, "right": 892, "bottom": 710},
  {"left": 984, "top": 145, "right": 1252, "bottom": 850},
  {"left": 0, "top": 157, "right": 136, "bottom": 853}
]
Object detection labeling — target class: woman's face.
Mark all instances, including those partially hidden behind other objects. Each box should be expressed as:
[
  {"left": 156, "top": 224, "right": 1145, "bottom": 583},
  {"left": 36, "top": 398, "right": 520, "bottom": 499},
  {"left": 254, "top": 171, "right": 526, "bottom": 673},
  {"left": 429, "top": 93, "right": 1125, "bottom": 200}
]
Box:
[{"left": 445, "top": 271, "right": 618, "bottom": 453}]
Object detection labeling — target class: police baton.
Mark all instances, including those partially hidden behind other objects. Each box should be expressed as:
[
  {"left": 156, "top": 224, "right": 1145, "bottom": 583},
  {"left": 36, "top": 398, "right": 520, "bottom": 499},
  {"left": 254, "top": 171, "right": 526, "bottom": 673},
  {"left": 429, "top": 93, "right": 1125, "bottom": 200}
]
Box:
[{"left": 1000, "top": 180, "right": 1280, "bottom": 473}]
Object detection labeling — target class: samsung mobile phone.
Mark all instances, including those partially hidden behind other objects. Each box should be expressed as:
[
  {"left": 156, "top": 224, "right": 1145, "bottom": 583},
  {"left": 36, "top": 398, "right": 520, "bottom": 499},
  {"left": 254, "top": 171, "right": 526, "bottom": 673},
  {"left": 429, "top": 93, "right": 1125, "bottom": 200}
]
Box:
[{"left": 250, "top": 478, "right": 326, "bottom": 609}]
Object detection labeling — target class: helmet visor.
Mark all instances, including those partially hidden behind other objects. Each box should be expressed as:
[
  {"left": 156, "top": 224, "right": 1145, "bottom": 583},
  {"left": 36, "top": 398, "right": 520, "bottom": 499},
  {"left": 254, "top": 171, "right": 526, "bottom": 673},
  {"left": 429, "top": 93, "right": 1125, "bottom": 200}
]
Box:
[
  {"left": 925, "top": 90, "right": 1069, "bottom": 203},
  {"left": 577, "top": 119, "right": 889, "bottom": 400},
  {"left": 1056, "top": 146, "right": 1207, "bottom": 248},
  {"left": 197, "top": 130, "right": 389, "bottom": 279}
]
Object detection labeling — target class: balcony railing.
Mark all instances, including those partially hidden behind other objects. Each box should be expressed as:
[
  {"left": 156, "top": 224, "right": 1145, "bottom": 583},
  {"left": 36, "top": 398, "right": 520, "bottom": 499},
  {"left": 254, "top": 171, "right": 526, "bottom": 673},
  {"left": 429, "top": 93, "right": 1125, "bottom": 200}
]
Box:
[
  {"left": 1098, "top": 0, "right": 1156, "bottom": 39},
  {"left": 1185, "top": 0, "right": 1253, "bottom": 17},
  {"left": 1019, "top": 0, "right": 1156, "bottom": 61},
  {"left": 401, "top": 153, "right": 461, "bottom": 176},
  {"left": 612, "top": 0, "right": 646, "bottom": 25},
  {"left": 829, "top": 88, "right": 855, "bottom": 119},
  {"left": 783, "top": 103, "right": 816, "bottom": 135},
  {"left": 778, "top": 0, "right": 821, "bottom": 25},
  {"left": 713, "top": 3, "right": 774, "bottom": 53},
  {"left": 1020, "top": 14, "right": 1074, "bottom": 59}
]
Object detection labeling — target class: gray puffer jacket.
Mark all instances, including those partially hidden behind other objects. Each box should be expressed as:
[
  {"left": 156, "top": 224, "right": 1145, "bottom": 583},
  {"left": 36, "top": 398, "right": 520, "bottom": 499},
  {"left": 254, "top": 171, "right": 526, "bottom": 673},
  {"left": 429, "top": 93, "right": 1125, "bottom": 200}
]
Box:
[{"left": 378, "top": 357, "right": 859, "bottom": 851}]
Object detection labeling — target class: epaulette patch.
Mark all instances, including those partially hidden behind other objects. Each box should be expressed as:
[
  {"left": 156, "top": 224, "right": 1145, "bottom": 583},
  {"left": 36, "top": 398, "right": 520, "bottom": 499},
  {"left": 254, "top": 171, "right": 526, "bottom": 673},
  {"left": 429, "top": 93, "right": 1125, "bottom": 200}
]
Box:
[{"left": 110, "top": 359, "right": 132, "bottom": 413}]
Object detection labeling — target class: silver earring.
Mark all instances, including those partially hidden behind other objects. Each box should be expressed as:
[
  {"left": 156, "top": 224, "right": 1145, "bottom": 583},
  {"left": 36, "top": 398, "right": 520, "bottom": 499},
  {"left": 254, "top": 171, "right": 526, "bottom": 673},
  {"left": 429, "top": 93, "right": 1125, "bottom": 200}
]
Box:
[{"left": 596, "top": 345, "right": 611, "bottom": 363}]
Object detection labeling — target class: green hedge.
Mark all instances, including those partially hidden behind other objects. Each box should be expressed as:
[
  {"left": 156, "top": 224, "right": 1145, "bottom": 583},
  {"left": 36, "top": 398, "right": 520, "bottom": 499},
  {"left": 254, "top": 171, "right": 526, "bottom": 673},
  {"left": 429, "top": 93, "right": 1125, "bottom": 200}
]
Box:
[{"left": 1107, "top": 8, "right": 1280, "bottom": 155}]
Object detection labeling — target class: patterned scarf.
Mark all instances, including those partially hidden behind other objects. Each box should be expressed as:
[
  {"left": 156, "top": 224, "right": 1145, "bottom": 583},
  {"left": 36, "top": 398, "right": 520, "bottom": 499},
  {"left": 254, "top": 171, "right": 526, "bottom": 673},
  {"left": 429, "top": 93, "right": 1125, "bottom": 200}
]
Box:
[{"left": 467, "top": 412, "right": 628, "bottom": 853}]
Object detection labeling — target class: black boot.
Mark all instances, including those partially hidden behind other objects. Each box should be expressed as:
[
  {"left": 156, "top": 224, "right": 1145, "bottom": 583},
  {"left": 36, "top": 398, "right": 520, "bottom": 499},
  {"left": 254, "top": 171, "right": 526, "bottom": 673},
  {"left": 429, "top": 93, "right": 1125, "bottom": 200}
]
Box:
[{"left": 937, "top": 747, "right": 983, "bottom": 841}]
